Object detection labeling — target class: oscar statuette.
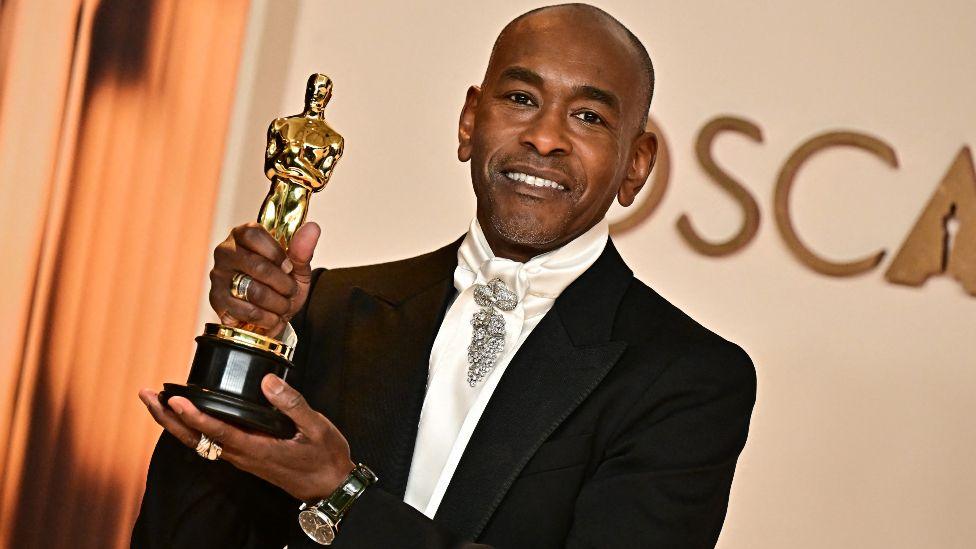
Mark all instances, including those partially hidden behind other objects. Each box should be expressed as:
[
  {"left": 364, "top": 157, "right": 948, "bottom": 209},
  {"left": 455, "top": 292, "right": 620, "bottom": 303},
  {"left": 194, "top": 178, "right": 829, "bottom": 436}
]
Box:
[{"left": 160, "top": 73, "right": 344, "bottom": 438}]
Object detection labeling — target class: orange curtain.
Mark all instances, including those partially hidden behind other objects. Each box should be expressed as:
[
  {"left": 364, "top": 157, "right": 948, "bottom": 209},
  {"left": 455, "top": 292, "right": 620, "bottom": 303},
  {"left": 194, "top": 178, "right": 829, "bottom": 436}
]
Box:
[{"left": 0, "top": 0, "right": 250, "bottom": 546}]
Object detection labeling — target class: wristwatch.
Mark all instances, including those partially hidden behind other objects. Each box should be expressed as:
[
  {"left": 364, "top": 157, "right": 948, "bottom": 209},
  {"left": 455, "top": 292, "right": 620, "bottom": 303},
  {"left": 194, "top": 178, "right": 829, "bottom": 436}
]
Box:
[{"left": 298, "top": 463, "right": 378, "bottom": 545}]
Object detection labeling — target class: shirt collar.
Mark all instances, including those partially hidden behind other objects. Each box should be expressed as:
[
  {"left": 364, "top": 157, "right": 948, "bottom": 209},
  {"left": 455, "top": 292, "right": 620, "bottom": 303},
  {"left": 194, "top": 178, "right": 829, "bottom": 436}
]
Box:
[{"left": 456, "top": 217, "right": 609, "bottom": 300}]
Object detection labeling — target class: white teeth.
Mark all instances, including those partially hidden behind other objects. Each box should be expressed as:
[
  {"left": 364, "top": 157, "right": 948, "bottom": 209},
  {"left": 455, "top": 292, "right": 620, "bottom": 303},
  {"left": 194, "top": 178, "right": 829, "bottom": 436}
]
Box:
[{"left": 504, "top": 171, "right": 566, "bottom": 191}]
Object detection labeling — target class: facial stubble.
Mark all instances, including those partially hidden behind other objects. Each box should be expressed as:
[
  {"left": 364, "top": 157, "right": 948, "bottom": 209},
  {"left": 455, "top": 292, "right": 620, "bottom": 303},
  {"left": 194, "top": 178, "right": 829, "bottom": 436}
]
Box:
[{"left": 479, "top": 156, "right": 586, "bottom": 251}]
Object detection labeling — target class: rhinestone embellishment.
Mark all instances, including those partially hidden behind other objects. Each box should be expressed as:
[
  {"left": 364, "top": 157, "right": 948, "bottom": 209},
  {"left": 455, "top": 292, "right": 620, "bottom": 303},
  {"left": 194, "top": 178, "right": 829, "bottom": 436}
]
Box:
[{"left": 467, "top": 278, "right": 518, "bottom": 386}]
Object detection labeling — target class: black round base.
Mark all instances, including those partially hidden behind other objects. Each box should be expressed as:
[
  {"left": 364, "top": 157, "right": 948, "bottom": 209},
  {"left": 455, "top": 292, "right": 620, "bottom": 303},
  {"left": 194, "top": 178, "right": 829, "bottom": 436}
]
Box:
[
  {"left": 160, "top": 383, "right": 296, "bottom": 438},
  {"left": 159, "top": 332, "right": 297, "bottom": 438}
]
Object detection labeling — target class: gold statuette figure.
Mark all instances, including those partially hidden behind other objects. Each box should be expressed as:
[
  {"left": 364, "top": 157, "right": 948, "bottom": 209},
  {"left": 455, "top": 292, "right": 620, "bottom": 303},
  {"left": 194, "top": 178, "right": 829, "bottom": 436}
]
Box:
[
  {"left": 260, "top": 73, "right": 344, "bottom": 249},
  {"left": 160, "top": 74, "right": 344, "bottom": 438}
]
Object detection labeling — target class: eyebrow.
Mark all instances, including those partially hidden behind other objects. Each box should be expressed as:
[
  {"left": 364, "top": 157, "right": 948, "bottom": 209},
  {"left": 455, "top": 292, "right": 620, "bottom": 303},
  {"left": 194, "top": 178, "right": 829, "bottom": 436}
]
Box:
[
  {"left": 575, "top": 84, "right": 620, "bottom": 113},
  {"left": 498, "top": 66, "right": 544, "bottom": 87},
  {"left": 498, "top": 65, "right": 620, "bottom": 113}
]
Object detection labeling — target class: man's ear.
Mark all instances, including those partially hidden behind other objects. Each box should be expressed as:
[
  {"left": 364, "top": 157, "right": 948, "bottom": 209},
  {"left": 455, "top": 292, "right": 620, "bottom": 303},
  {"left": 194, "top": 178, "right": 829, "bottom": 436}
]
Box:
[
  {"left": 618, "top": 130, "right": 658, "bottom": 207},
  {"left": 458, "top": 86, "right": 481, "bottom": 162}
]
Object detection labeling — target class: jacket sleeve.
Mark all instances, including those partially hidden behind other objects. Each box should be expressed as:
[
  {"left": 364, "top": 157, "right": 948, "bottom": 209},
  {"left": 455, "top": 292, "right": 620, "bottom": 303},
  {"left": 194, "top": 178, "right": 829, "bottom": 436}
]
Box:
[
  {"left": 130, "top": 432, "right": 295, "bottom": 548},
  {"left": 306, "top": 488, "right": 492, "bottom": 549},
  {"left": 564, "top": 341, "right": 757, "bottom": 548}
]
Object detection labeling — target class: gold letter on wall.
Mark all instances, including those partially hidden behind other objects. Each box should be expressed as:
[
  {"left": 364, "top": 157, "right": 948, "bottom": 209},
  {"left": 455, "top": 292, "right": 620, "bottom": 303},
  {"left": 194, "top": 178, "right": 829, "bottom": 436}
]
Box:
[
  {"left": 885, "top": 147, "right": 976, "bottom": 295},
  {"left": 774, "top": 131, "right": 898, "bottom": 276},
  {"left": 676, "top": 116, "right": 762, "bottom": 256}
]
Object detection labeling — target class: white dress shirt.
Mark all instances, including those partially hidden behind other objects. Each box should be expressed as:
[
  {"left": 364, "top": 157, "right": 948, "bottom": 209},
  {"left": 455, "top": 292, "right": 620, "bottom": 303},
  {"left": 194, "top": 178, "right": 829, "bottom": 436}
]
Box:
[{"left": 402, "top": 218, "right": 609, "bottom": 517}]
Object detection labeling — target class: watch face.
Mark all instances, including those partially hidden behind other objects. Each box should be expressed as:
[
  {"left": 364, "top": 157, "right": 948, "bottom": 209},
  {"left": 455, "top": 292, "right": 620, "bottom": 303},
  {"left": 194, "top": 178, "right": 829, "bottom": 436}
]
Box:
[{"left": 298, "top": 509, "right": 336, "bottom": 545}]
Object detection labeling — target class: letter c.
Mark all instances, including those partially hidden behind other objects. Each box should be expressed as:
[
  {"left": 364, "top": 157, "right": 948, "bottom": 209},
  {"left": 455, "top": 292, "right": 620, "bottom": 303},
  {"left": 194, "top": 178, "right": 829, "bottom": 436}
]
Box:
[{"left": 774, "top": 131, "right": 898, "bottom": 277}]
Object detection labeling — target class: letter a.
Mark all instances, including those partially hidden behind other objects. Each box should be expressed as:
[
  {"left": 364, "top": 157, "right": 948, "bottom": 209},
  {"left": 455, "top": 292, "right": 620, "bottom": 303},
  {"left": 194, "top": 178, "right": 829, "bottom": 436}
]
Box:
[{"left": 885, "top": 147, "right": 976, "bottom": 295}]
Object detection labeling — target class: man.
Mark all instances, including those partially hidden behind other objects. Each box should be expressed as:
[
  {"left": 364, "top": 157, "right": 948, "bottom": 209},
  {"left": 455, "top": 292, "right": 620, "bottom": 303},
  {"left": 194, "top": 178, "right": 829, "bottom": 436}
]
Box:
[{"left": 133, "top": 4, "right": 756, "bottom": 548}]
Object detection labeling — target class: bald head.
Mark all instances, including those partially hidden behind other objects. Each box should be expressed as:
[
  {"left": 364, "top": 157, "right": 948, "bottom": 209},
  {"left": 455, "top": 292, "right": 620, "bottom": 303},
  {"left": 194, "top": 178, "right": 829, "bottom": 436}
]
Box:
[{"left": 486, "top": 3, "right": 654, "bottom": 129}]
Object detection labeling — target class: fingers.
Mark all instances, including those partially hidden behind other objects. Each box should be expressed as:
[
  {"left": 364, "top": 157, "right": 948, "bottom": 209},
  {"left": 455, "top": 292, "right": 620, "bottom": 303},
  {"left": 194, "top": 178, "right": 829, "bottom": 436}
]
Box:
[
  {"left": 209, "top": 221, "right": 317, "bottom": 331},
  {"left": 215, "top": 242, "right": 296, "bottom": 297},
  {"left": 261, "top": 374, "right": 330, "bottom": 437},
  {"left": 212, "top": 269, "right": 290, "bottom": 318},
  {"left": 232, "top": 223, "right": 287, "bottom": 266},
  {"left": 139, "top": 390, "right": 202, "bottom": 449},
  {"left": 210, "top": 223, "right": 298, "bottom": 331},
  {"left": 139, "top": 391, "right": 280, "bottom": 469},
  {"left": 210, "top": 274, "right": 282, "bottom": 331},
  {"left": 242, "top": 276, "right": 292, "bottom": 315},
  {"left": 166, "top": 396, "right": 252, "bottom": 459},
  {"left": 218, "top": 311, "right": 242, "bottom": 328}
]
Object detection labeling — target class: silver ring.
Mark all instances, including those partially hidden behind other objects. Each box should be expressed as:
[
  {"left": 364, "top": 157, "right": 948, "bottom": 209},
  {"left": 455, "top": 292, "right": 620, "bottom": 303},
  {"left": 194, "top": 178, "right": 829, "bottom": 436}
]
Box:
[
  {"left": 195, "top": 434, "right": 222, "bottom": 461},
  {"left": 230, "top": 272, "right": 253, "bottom": 302}
]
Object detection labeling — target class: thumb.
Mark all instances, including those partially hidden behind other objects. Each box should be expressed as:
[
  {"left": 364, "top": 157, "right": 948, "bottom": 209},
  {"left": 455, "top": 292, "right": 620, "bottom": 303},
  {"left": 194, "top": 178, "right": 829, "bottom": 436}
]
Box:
[
  {"left": 261, "top": 374, "right": 322, "bottom": 435},
  {"left": 285, "top": 222, "right": 320, "bottom": 281}
]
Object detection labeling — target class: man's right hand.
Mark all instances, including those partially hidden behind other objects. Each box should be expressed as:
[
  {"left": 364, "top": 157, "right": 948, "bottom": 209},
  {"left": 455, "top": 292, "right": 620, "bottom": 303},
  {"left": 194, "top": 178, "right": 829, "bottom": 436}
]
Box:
[{"left": 209, "top": 221, "right": 321, "bottom": 338}]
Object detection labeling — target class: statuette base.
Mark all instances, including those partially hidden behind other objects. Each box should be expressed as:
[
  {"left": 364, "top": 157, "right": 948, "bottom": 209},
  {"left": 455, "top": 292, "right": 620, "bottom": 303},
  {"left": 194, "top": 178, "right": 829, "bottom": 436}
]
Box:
[{"left": 159, "top": 329, "right": 297, "bottom": 438}]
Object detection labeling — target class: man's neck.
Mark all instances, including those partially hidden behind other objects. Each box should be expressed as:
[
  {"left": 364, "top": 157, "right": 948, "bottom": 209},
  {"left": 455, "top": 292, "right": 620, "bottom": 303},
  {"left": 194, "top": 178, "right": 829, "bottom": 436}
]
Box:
[
  {"left": 482, "top": 237, "right": 541, "bottom": 263},
  {"left": 476, "top": 217, "right": 604, "bottom": 264}
]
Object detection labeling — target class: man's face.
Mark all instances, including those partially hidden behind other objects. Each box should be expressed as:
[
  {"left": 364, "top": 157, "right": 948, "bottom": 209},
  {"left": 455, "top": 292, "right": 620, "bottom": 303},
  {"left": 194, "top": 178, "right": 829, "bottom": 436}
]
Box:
[{"left": 459, "top": 11, "right": 656, "bottom": 258}]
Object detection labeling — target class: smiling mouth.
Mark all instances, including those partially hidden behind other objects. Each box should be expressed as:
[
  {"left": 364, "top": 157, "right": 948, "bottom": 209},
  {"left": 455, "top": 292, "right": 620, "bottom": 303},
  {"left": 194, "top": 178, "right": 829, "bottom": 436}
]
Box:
[{"left": 502, "top": 171, "right": 568, "bottom": 191}]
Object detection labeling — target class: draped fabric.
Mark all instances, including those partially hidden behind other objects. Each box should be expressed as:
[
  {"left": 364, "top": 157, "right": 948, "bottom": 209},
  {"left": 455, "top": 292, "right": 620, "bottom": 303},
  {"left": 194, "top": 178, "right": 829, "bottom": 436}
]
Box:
[{"left": 0, "top": 0, "right": 250, "bottom": 546}]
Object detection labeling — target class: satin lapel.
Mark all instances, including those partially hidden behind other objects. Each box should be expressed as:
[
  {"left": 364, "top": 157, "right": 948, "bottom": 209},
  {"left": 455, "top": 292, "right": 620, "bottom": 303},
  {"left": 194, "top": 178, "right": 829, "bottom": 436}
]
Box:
[
  {"left": 338, "top": 275, "right": 455, "bottom": 499},
  {"left": 434, "top": 241, "right": 633, "bottom": 538}
]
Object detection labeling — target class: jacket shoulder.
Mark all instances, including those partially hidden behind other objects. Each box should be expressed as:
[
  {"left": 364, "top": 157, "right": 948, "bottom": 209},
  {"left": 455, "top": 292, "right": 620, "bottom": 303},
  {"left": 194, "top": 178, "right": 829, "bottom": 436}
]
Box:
[{"left": 615, "top": 276, "right": 755, "bottom": 384}]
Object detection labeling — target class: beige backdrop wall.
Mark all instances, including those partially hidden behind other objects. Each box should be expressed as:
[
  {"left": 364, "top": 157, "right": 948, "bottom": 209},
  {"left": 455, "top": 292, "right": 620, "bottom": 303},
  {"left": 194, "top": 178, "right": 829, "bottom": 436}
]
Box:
[{"left": 207, "top": 1, "right": 976, "bottom": 547}]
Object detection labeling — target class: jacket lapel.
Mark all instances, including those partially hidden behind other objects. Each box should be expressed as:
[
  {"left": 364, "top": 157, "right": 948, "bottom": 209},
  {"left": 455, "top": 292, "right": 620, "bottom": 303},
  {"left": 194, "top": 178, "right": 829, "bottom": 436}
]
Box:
[
  {"left": 434, "top": 241, "right": 634, "bottom": 539},
  {"left": 336, "top": 241, "right": 459, "bottom": 499}
]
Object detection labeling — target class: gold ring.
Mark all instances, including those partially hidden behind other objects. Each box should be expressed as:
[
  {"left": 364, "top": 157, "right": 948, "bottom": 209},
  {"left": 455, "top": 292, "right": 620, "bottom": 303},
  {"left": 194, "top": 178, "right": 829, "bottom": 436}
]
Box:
[
  {"left": 230, "top": 272, "right": 253, "bottom": 302},
  {"left": 195, "top": 434, "right": 222, "bottom": 461}
]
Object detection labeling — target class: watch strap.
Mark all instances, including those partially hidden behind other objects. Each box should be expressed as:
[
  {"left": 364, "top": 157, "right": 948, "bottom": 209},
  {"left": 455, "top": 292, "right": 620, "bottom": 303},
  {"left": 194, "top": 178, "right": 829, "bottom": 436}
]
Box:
[{"left": 316, "top": 463, "right": 378, "bottom": 523}]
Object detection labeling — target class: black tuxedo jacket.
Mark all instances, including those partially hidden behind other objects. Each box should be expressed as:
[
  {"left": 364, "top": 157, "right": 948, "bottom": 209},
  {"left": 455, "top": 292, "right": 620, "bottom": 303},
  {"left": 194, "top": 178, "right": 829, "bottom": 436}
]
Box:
[{"left": 132, "top": 239, "right": 756, "bottom": 548}]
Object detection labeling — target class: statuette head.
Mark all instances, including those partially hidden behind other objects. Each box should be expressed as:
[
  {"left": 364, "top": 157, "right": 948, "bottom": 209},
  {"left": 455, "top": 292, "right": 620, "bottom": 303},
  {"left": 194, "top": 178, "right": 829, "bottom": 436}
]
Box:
[{"left": 305, "top": 73, "right": 333, "bottom": 115}]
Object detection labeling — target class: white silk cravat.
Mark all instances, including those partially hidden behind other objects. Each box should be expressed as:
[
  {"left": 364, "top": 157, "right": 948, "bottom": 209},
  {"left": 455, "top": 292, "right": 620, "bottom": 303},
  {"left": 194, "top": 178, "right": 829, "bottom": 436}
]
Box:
[{"left": 402, "top": 217, "right": 609, "bottom": 517}]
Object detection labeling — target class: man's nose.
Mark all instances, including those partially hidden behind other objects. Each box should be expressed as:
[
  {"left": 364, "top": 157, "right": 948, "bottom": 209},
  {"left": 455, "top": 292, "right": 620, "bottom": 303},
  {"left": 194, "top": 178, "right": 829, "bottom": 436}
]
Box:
[{"left": 518, "top": 106, "right": 572, "bottom": 156}]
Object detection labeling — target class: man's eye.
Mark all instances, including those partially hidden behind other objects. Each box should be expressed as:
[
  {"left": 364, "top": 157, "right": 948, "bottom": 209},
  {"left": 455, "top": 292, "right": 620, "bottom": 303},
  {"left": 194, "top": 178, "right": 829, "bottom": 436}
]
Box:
[
  {"left": 507, "top": 92, "right": 535, "bottom": 106},
  {"left": 574, "top": 111, "right": 604, "bottom": 125}
]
